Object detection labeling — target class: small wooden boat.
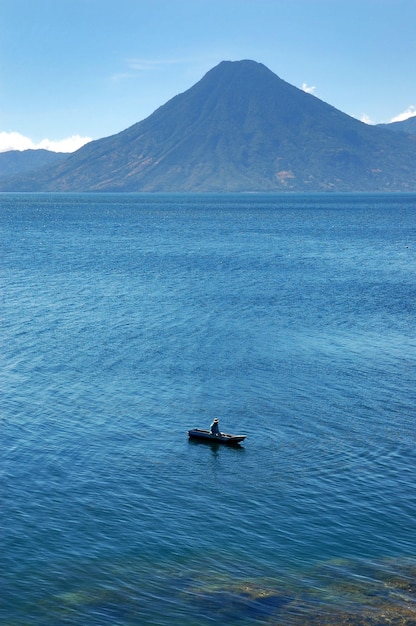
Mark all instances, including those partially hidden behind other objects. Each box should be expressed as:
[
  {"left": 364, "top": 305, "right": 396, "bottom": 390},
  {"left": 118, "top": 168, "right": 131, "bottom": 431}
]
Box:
[{"left": 188, "top": 428, "right": 247, "bottom": 445}]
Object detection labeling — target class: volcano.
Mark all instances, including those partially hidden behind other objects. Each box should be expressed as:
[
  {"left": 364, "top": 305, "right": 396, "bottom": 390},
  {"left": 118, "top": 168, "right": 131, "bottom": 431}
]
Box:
[{"left": 2, "top": 60, "right": 416, "bottom": 192}]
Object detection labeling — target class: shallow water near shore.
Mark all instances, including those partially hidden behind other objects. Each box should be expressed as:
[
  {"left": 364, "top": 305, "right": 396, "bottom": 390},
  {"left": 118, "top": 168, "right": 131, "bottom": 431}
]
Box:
[{"left": 2, "top": 192, "right": 416, "bottom": 624}]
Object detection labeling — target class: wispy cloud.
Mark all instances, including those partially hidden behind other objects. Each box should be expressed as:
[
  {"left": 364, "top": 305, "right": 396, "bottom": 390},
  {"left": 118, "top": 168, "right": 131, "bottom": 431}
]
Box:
[
  {"left": 111, "top": 57, "right": 186, "bottom": 81},
  {"left": 390, "top": 105, "right": 416, "bottom": 123},
  {"left": 0, "top": 132, "right": 92, "bottom": 153},
  {"left": 127, "top": 58, "right": 185, "bottom": 71},
  {"left": 302, "top": 83, "right": 316, "bottom": 95}
]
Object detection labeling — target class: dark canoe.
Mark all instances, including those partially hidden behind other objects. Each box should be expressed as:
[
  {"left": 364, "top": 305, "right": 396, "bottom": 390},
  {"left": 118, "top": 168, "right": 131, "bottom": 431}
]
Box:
[{"left": 188, "top": 428, "right": 247, "bottom": 445}]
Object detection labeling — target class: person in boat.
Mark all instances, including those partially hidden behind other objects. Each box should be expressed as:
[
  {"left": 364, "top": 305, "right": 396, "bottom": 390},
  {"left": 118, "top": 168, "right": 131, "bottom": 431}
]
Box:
[{"left": 210, "top": 418, "right": 221, "bottom": 436}]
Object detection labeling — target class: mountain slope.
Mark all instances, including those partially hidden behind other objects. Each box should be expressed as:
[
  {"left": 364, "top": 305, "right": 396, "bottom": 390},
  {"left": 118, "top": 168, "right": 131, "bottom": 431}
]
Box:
[{"left": 2, "top": 60, "right": 416, "bottom": 192}]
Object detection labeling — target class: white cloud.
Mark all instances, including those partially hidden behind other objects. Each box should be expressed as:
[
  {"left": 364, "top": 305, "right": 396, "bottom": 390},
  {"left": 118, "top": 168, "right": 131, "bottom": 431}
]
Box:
[
  {"left": 0, "top": 131, "right": 92, "bottom": 153},
  {"left": 302, "top": 83, "right": 316, "bottom": 94},
  {"left": 36, "top": 135, "right": 93, "bottom": 152},
  {"left": 390, "top": 105, "right": 416, "bottom": 123},
  {"left": 0, "top": 131, "right": 34, "bottom": 152},
  {"left": 360, "top": 114, "right": 374, "bottom": 125}
]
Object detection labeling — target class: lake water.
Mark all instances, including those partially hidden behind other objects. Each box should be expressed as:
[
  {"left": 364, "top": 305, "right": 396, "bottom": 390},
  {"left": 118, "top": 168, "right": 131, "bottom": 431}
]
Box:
[{"left": 1, "top": 193, "right": 415, "bottom": 625}]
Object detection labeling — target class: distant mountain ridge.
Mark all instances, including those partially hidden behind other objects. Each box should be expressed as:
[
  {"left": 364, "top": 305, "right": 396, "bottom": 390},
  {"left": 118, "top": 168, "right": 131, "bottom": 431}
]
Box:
[
  {"left": 377, "top": 116, "right": 416, "bottom": 136},
  {"left": 1, "top": 60, "right": 416, "bottom": 192},
  {"left": 0, "top": 149, "right": 67, "bottom": 178}
]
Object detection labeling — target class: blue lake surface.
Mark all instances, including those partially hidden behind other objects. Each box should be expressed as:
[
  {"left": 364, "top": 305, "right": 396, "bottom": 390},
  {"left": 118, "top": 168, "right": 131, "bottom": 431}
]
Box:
[{"left": 1, "top": 193, "right": 416, "bottom": 625}]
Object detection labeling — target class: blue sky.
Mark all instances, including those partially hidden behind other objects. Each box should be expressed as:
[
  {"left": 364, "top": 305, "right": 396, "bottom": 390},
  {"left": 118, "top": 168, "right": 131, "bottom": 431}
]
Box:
[{"left": 1, "top": 0, "right": 415, "bottom": 152}]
